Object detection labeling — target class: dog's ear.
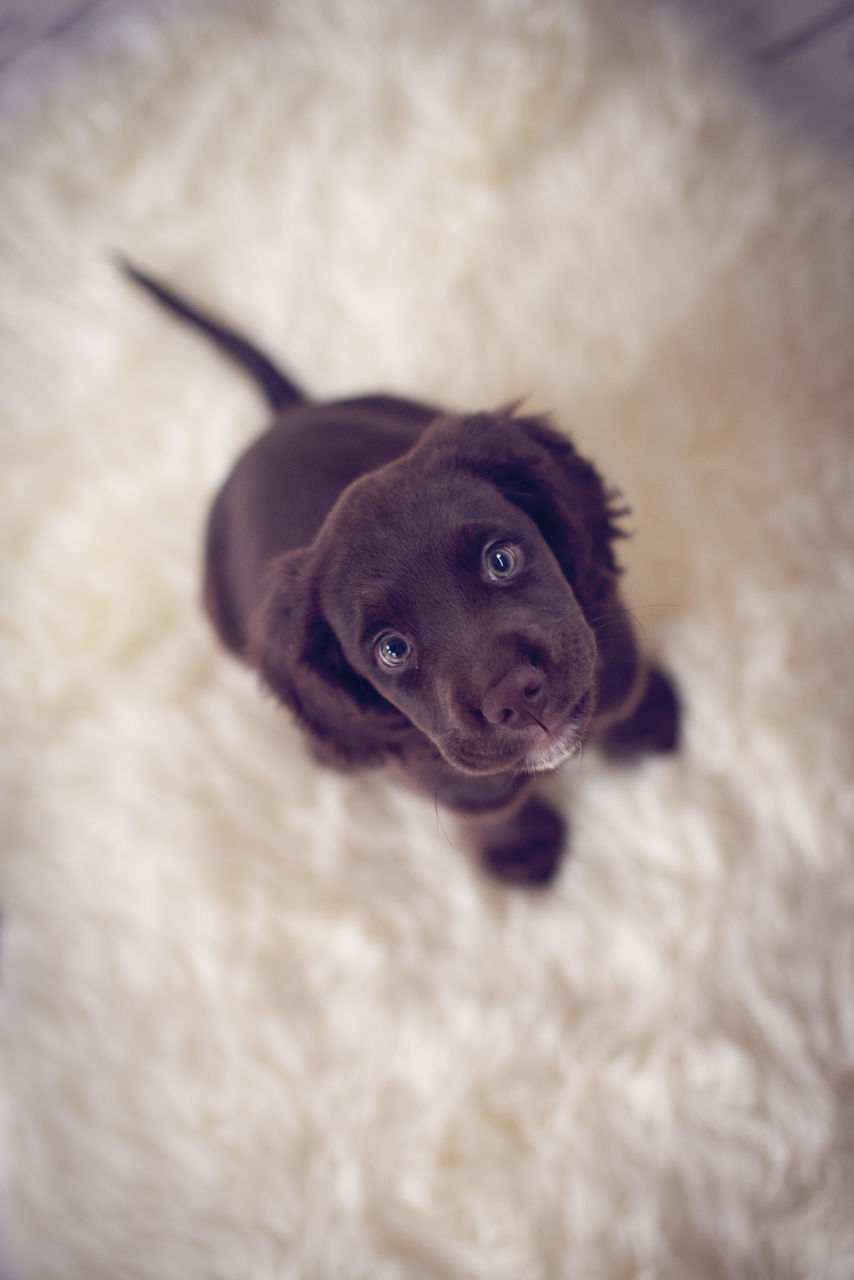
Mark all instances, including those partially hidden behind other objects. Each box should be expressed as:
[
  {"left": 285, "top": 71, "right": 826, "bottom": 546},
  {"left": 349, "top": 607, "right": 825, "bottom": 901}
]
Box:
[
  {"left": 248, "top": 549, "right": 406, "bottom": 769},
  {"left": 418, "top": 409, "right": 627, "bottom": 605}
]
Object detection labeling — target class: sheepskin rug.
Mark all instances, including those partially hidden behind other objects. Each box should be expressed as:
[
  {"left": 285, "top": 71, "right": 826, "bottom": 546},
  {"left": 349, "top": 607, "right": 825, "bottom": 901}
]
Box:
[{"left": 1, "top": 1, "right": 853, "bottom": 1276}]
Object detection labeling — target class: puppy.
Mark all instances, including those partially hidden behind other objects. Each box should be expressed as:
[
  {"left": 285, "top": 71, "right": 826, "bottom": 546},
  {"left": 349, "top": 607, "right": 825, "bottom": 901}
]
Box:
[{"left": 120, "top": 260, "right": 678, "bottom": 885}]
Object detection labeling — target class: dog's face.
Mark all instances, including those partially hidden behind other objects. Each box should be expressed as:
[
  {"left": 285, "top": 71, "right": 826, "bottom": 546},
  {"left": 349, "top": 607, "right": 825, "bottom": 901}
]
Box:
[
  {"left": 318, "top": 470, "right": 596, "bottom": 774},
  {"left": 253, "top": 411, "right": 624, "bottom": 774}
]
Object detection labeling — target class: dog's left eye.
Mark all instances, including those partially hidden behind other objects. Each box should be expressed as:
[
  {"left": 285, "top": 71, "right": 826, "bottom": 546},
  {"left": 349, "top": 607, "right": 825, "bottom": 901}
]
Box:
[{"left": 484, "top": 543, "right": 520, "bottom": 582}]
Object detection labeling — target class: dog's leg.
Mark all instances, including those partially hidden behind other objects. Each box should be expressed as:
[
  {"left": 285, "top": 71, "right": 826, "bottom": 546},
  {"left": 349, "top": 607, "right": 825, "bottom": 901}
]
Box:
[
  {"left": 590, "top": 599, "right": 680, "bottom": 761},
  {"left": 596, "top": 664, "right": 680, "bottom": 761},
  {"left": 460, "top": 796, "right": 566, "bottom": 888},
  {"left": 388, "top": 748, "right": 566, "bottom": 887}
]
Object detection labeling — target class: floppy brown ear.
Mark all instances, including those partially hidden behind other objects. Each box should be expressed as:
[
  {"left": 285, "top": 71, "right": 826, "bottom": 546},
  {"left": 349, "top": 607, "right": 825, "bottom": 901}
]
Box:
[
  {"left": 417, "top": 409, "right": 627, "bottom": 606},
  {"left": 248, "top": 549, "right": 407, "bottom": 769}
]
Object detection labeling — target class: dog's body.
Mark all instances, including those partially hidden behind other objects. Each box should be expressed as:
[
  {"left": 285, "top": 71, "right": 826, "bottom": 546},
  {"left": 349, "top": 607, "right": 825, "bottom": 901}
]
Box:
[{"left": 122, "top": 261, "right": 678, "bottom": 884}]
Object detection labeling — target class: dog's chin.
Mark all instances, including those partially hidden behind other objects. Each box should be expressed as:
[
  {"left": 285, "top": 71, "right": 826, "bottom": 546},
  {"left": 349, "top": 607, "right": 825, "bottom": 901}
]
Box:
[{"left": 519, "top": 725, "right": 586, "bottom": 774}]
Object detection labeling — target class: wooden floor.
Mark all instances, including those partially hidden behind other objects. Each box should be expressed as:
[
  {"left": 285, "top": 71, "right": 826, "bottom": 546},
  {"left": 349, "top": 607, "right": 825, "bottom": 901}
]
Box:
[{"left": 1, "top": 0, "right": 853, "bottom": 153}]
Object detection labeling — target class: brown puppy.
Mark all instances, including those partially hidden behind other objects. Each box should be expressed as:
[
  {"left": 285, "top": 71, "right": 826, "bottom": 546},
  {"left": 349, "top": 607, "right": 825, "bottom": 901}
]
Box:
[{"left": 121, "top": 260, "right": 678, "bottom": 885}]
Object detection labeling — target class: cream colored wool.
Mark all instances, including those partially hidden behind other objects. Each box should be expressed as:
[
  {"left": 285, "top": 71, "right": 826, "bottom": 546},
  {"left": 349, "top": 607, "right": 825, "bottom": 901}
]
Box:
[{"left": 1, "top": 1, "right": 853, "bottom": 1276}]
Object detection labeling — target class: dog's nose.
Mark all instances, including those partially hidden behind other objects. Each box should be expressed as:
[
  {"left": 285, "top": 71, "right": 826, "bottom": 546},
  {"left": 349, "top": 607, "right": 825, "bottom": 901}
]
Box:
[{"left": 480, "top": 665, "right": 546, "bottom": 728}]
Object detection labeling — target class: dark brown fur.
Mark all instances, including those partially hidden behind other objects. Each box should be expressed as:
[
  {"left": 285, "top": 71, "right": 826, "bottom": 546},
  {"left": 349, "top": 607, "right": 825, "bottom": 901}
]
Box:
[{"left": 121, "top": 260, "right": 679, "bottom": 885}]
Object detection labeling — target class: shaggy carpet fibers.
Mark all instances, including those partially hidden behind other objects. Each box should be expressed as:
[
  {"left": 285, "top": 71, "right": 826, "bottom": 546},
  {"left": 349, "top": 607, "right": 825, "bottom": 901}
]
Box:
[{"left": 1, "top": 1, "right": 853, "bottom": 1276}]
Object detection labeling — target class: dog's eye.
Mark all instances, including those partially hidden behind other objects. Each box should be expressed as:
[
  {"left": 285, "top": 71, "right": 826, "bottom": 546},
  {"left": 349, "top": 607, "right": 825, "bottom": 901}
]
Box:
[
  {"left": 376, "top": 633, "right": 412, "bottom": 668},
  {"left": 484, "top": 543, "right": 520, "bottom": 582}
]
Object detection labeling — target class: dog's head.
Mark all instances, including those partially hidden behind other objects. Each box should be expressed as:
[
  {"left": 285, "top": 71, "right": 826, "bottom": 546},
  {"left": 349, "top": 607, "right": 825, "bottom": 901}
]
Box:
[{"left": 250, "top": 409, "right": 625, "bottom": 774}]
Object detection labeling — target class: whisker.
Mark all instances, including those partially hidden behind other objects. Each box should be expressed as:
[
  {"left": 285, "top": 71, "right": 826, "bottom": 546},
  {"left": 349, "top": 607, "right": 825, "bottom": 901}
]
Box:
[
  {"left": 589, "top": 614, "right": 638, "bottom": 640},
  {"left": 417, "top": 755, "right": 452, "bottom": 846},
  {"left": 589, "top": 600, "right": 681, "bottom": 641},
  {"left": 433, "top": 787, "right": 451, "bottom": 844}
]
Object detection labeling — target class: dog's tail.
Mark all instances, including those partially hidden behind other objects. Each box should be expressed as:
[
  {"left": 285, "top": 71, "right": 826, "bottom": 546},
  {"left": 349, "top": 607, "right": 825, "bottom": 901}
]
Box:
[{"left": 115, "top": 254, "right": 304, "bottom": 411}]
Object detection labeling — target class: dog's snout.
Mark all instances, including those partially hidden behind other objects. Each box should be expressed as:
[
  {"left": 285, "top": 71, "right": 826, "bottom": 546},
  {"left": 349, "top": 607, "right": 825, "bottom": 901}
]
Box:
[{"left": 480, "top": 665, "right": 546, "bottom": 728}]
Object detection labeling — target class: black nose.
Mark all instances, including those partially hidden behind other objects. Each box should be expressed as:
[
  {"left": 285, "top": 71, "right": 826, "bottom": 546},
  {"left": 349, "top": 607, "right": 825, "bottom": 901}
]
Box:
[{"left": 480, "top": 665, "right": 546, "bottom": 728}]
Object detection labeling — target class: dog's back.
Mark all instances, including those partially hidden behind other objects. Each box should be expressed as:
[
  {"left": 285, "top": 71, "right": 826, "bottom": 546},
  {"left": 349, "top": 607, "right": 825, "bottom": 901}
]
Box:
[
  {"left": 118, "top": 259, "right": 439, "bottom": 652},
  {"left": 204, "top": 398, "right": 435, "bottom": 653}
]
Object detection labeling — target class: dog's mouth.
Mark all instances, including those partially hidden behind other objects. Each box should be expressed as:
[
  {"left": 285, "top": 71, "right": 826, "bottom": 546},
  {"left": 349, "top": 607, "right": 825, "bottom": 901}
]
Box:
[
  {"left": 518, "top": 688, "right": 593, "bottom": 774},
  {"left": 518, "top": 723, "right": 584, "bottom": 773},
  {"left": 440, "top": 688, "right": 594, "bottom": 776}
]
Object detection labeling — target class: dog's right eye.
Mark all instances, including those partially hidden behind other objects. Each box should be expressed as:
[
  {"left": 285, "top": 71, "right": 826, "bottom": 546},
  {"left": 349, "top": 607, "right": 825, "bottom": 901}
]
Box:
[
  {"left": 484, "top": 542, "right": 521, "bottom": 582},
  {"left": 375, "top": 633, "right": 412, "bottom": 668}
]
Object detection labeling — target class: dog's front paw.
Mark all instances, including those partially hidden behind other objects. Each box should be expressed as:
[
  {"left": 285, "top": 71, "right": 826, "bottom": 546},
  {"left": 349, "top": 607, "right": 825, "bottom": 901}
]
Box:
[
  {"left": 598, "top": 665, "right": 680, "bottom": 761},
  {"left": 472, "top": 797, "right": 566, "bottom": 887}
]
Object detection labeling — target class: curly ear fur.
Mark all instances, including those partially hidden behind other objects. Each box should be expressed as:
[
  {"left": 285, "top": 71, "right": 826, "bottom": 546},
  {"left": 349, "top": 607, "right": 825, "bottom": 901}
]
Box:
[
  {"left": 415, "top": 410, "right": 627, "bottom": 605},
  {"left": 248, "top": 550, "right": 408, "bottom": 769}
]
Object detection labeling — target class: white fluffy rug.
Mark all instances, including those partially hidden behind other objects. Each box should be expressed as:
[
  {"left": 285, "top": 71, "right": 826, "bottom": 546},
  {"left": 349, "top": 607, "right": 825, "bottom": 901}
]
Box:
[{"left": 1, "top": 2, "right": 853, "bottom": 1276}]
